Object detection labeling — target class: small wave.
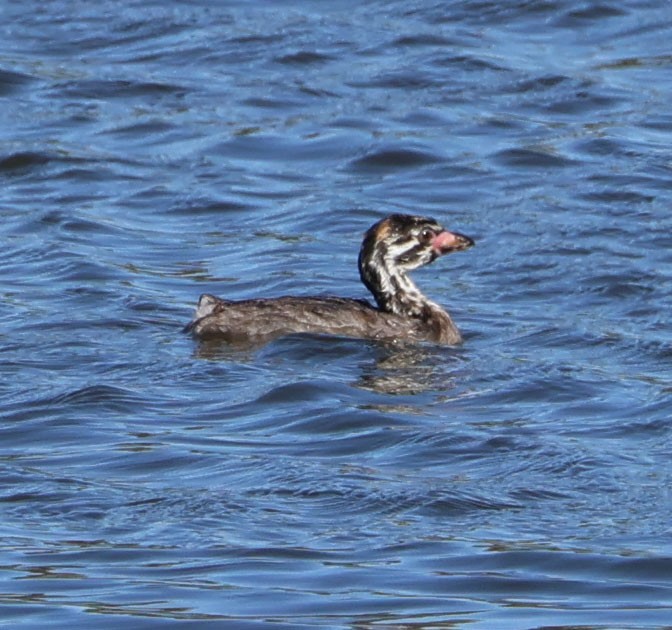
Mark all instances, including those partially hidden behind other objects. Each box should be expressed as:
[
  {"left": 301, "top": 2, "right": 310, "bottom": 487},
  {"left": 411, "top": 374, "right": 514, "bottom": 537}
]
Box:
[
  {"left": 493, "top": 147, "right": 575, "bottom": 169},
  {"left": 350, "top": 146, "right": 444, "bottom": 172},
  {"left": 50, "top": 385, "right": 145, "bottom": 410},
  {"left": 0, "top": 69, "right": 34, "bottom": 96},
  {"left": 274, "top": 51, "right": 334, "bottom": 65},
  {"left": 553, "top": 4, "right": 626, "bottom": 28},
  {"left": 391, "top": 34, "right": 457, "bottom": 48},
  {"left": 0, "top": 151, "right": 50, "bottom": 173},
  {"left": 55, "top": 79, "right": 187, "bottom": 100}
]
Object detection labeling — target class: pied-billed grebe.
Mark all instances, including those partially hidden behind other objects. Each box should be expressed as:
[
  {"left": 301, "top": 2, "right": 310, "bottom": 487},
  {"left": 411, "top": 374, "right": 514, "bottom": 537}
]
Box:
[{"left": 185, "top": 213, "right": 474, "bottom": 344}]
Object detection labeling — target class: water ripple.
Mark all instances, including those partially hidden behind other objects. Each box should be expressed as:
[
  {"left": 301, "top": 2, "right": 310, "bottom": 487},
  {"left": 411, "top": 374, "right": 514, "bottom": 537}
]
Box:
[
  {"left": 1, "top": 0, "right": 672, "bottom": 627},
  {"left": 350, "top": 145, "right": 444, "bottom": 172}
]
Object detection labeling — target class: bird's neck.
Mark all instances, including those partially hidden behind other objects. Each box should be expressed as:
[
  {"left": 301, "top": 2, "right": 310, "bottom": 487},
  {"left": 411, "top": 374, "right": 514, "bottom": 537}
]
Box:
[
  {"left": 374, "top": 270, "right": 434, "bottom": 317},
  {"left": 360, "top": 254, "right": 443, "bottom": 318},
  {"left": 359, "top": 250, "right": 461, "bottom": 344}
]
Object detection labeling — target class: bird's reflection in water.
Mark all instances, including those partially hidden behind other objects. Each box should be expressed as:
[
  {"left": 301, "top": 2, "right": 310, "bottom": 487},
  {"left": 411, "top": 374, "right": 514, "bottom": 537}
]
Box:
[
  {"left": 191, "top": 333, "right": 466, "bottom": 397},
  {"left": 357, "top": 342, "right": 465, "bottom": 396},
  {"left": 191, "top": 337, "right": 263, "bottom": 362}
]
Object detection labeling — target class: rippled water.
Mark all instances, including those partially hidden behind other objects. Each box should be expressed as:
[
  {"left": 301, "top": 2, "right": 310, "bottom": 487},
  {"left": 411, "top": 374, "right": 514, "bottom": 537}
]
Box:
[{"left": 2, "top": 1, "right": 672, "bottom": 628}]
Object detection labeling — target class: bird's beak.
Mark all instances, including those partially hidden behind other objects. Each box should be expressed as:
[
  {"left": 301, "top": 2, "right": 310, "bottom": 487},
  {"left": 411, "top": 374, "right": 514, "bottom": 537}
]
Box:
[{"left": 431, "top": 230, "right": 474, "bottom": 255}]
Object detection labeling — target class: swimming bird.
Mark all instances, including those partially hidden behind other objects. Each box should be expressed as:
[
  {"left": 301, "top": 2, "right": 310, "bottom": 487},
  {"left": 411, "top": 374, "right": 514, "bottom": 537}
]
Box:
[{"left": 186, "top": 213, "right": 474, "bottom": 345}]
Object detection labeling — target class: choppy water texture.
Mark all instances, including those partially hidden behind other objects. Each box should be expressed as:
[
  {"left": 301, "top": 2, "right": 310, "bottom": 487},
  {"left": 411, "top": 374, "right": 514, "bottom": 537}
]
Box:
[{"left": 2, "top": 1, "right": 672, "bottom": 628}]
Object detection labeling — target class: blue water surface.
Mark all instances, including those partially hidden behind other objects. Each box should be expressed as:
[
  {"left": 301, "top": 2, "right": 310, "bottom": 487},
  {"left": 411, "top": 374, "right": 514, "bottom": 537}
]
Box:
[{"left": 1, "top": 1, "right": 671, "bottom": 628}]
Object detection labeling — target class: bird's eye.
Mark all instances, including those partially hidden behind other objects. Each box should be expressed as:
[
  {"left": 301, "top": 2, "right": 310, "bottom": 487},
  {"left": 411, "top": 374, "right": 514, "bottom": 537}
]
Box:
[{"left": 419, "top": 228, "right": 434, "bottom": 242}]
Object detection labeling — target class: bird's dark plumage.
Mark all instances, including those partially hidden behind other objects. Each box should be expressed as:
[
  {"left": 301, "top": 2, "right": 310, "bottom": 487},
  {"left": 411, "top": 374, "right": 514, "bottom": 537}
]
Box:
[{"left": 186, "top": 213, "right": 474, "bottom": 345}]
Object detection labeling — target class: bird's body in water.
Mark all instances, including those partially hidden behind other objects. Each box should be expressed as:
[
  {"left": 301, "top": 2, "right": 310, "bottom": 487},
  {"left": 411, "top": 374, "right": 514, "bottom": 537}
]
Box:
[{"left": 185, "top": 214, "right": 474, "bottom": 345}]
